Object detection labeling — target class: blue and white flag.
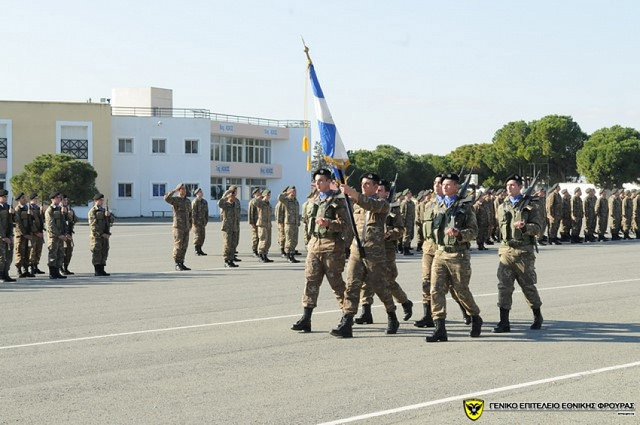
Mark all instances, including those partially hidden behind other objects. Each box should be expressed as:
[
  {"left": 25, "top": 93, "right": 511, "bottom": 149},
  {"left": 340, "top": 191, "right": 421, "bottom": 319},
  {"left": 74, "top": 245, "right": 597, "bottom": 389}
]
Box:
[{"left": 308, "top": 63, "right": 350, "bottom": 170}]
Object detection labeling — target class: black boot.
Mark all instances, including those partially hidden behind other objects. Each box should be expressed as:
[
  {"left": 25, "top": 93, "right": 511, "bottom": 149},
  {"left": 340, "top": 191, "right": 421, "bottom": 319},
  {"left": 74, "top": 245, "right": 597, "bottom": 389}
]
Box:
[
  {"left": 414, "top": 303, "right": 435, "bottom": 328},
  {"left": 470, "top": 315, "right": 483, "bottom": 337},
  {"left": 291, "top": 307, "right": 313, "bottom": 333},
  {"left": 330, "top": 314, "right": 353, "bottom": 338},
  {"left": 100, "top": 265, "right": 111, "bottom": 276},
  {"left": 426, "top": 318, "right": 447, "bottom": 342},
  {"left": 531, "top": 308, "right": 543, "bottom": 330},
  {"left": 63, "top": 264, "right": 74, "bottom": 275},
  {"left": 262, "top": 254, "right": 273, "bottom": 263},
  {"left": 416, "top": 241, "right": 423, "bottom": 252},
  {"left": 17, "top": 266, "right": 28, "bottom": 278},
  {"left": 623, "top": 231, "right": 631, "bottom": 240},
  {"left": 32, "top": 265, "right": 45, "bottom": 274},
  {"left": 94, "top": 265, "right": 101, "bottom": 276},
  {"left": 458, "top": 302, "right": 471, "bottom": 325},
  {"left": 49, "top": 266, "right": 59, "bottom": 279},
  {"left": 224, "top": 259, "right": 239, "bottom": 268},
  {"left": 2, "top": 270, "right": 16, "bottom": 282},
  {"left": 493, "top": 308, "right": 511, "bottom": 333},
  {"left": 287, "top": 253, "right": 300, "bottom": 263},
  {"left": 403, "top": 247, "right": 414, "bottom": 256},
  {"left": 401, "top": 300, "right": 413, "bottom": 321},
  {"left": 181, "top": 263, "right": 191, "bottom": 271},
  {"left": 281, "top": 248, "right": 287, "bottom": 258},
  {"left": 354, "top": 304, "right": 373, "bottom": 325},
  {"left": 386, "top": 311, "right": 400, "bottom": 334},
  {"left": 232, "top": 256, "right": 242, "bottom": 262},
  {"left": 54, "top": 267, "right": 67, "bottom": 279}
]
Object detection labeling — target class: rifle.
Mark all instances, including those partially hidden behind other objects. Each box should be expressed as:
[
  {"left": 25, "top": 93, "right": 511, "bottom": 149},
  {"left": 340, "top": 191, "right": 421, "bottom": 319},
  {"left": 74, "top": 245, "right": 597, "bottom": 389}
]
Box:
[
  {"left": 515, "top": 170, "right": 541, "bottom": 253},
  {"left": 334, "top": 168, "right": 366, "bottom": 259},
  {"left": 105, "top": 199, "right": 112, "bottom": 235},
  {"left": 387, "top": 173, "right": 399, "bottom": 203},
  {"left": 447, "top": 168, "right": 474, "bottom": 229}
]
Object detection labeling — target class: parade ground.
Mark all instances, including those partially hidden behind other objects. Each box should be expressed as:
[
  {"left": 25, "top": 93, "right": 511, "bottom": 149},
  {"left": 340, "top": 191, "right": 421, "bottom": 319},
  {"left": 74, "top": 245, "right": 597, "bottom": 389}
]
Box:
[{"left": 1, "top": 219, "right": 638, "bottom": 424}]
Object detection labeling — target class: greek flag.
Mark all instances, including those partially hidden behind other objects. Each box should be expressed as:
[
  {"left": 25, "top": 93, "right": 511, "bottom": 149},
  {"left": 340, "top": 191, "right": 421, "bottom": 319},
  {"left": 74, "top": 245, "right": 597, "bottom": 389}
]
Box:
[{"left": 309, "top": 63, "right": 350, "bottom": 170}]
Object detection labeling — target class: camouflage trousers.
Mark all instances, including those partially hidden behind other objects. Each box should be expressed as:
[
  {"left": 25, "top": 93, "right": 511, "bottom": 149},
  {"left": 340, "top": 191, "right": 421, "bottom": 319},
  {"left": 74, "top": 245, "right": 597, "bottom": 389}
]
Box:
[
  {"left": 622, "top": 215, "right": 632, "bottom": 232},
  {"left": 47, "top": 237, "right": 65, "bottom": 268},
  {"left": 610, "top": 214, "right": 621, "bottom": 236},
  {"left": 193, "top": 224, "right": 206, "bottom": 247},
  {"left": 222, "top": 230, "right": 238, "bottom": 261},
  {"left": 416, "top": 223, "right": 424, "bottom": 247},
  {"left": 0, "top": 240, "right": 13, "bottom": 273},
  {"left": 302, "top": 248, "right": 346, "bottom": 309},
  {"left": 343, "top": 250, "right": 396, "bottom": 315},
  {"left": 64, "top": 237, "right": 74, "bottom": 267},
  {"left": 548, "top": 219, "right": 560, "bottom": 240},
  {"left": 402, "top": 225, "right": 414, "bottom": 249},
  {"left": 497, "top": 247, "right": 541, "bottom": 310},
  {"left": 360, "top": 246, "right": 408, "bottom": 305},
  {"left": 430, "top": 250, "right": 480, "bottom": 320},
  {"left": 422, "top": 242, "right": 466, "bottom": 306},
  {"left": 560, "top": 218, "right": 572, "bottom": 237},
  {"left": 584, "top": 216, "right": 597, "bottom": 239},
  {"left": 571, "top": 217, "right": 583, "bottom": 239},
  {"left": 250, "top": 226, "right": 259, "bottom": 252},
  {"left": 91, "top": 236, "right": 110, "bottom": 265},
  {"left": 29, "top": 235, "right": 44, "bottom": 266},
  {"left": 258, "top": 225, "right": 271, "bottom": 255},
  {"left": 278, "top": 224, "right": 286, "bottom": 250},
  {"left": 596, "top": 215, "right": 608, "bottom": 236},
  {"left": 14, "top": 236, "right": 30, "bottom": 267},
  {"left": 172, "top": 227, "right": 189, "bottom": 263},
  {"left": 284, "top": 223, "right": 299, "bottom": 253}
]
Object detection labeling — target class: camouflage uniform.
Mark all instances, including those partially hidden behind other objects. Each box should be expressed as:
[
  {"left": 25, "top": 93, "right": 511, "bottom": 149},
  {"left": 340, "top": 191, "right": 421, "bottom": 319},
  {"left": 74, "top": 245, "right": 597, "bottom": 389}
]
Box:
[
  {"left": 595, "top": 191, "right": 609, "bottom": 240},
  {"left": 275, "top": 195, "right": 286, "bottom": 255},
  {"left": 218, "top": 196, "right": 239, "bottom": 263},
  {"left": 63, "top": 204, "right": 78, "bottom": 273},
  {"left": 0, "top": 200, "right": 14, "bottom": 280},
  {"left": 633, "top": 192, "right": 640, "bottom": 238},
  {"left": 164, "top": 190, "right": 192, "bottom": 265},
  {"left": 400, "top": 195, "right": 415, "bottom": 251},
  {"left": 622, "top": 192, "right": 634, "bottom": 239},
  {"left": 256, "top": 195, "right": 272, "bottom": 257},
  {"left": 248, "top": 192, "right": 260, "bottom": 254},
  {"left": 13, "top": 201, "right": 32, "bottom": 275},
  {"left": 45, "top": 202, "right": 66, "bottom": 271},
  {"left": 570, "top": 191, "right": 584, "bottom": 242},
  {"left": 88, "top": 203, "right": 114, "bottom": 267},
  {"left": 28, "top": 198, "right": 46, "bottom": 273},
  {"left": 546, "top": 188, "right": 563, "bottom": 243},
  {"left": 559, "top": 191, "right": 572, "bottom": 241},
  {"left": 280, "top": 192, "right": 300, "bottom": 257},
  {"left": 191, "top": 197, "right": 209, "bottom": 252},
  {"left": 609, "top": 192, "right": 622, "bottom": 239},
  {"left": 473, "top": 196, "right": 490, "bottom": 250},
  {"left": 583, "top": 190, "right": 597, "bottom": 242},
  {"left": 415, "top": 193, "right": 425, "bottom": 251}
]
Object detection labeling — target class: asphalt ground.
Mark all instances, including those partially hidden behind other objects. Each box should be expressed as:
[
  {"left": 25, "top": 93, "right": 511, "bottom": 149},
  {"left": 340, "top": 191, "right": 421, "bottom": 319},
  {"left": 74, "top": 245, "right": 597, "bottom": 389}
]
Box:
[{"left": 1, "top": 219, "right": 638, "bottom": 425}]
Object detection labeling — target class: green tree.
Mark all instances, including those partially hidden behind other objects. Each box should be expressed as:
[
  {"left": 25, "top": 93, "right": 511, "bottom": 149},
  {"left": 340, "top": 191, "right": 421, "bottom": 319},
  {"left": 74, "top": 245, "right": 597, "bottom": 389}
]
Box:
[
  {"left": 576, "top": 126, "right": 640, "bottom": 188},
  {"left": 310, "top": 140, "right": 329, "bottom": 171},
  {"left": 11, "top": 153, "right": 98, "bottom": 204},
  {"left": 491, "top": 120, "right": 532, "bottom": 177}
]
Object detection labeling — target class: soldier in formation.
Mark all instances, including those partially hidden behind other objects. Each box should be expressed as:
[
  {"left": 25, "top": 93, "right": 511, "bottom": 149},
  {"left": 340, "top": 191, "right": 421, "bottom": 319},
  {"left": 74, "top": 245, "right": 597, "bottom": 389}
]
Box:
[
  {"left": 248, "top": 187, "right": 262, "bottom": 257},
  {"left": 400, "top": 189, "right": 415, "bottom": 255},
  {"left": 583, "top": 188, "right": 597, "bottom": 242},
  {"left": 622, "top": 190, "right": 634, "bottom": 240},
  {"left": 280, "top": 186, "right": 301, "bottom": 263},
  {"left": 28, "top": 194, "right": 46, "bottom": 275},
  {"left": 256, "top": 189, "right": 274, "bottom": 263},
  {"left": 546, "top": 183, "right": 563, "bottom": 245},
  {"left": 14, "top": 192, "right": 34, "bottom": 278},
  {"left": 45, "top": 192, "right": 68, "bottom": 279},
  {"left": 0, "top": 190, "right": 15, "bottom": 282},
  {"left": 570, "top": 187, "right": 583, "bottom": 243},
  {"left": 88, "top": 193, "right": 114, "bottom": 276},
  {"left": 609, "top": 189, "right": 622, "bottom": 240},
  {"left": 62, "top": 194, "right": 78, "bottom": 275},
  {"left": 219, "top": 187, "right": 241, "bottom": 268},
  {"left": 414, "top": 190, "right": 426, "bottom": 252},
  {"left": 191, "top": 188, "right": 209, "bottom": 256},
  {"left": 164, "top": 183, "right": 192, "bottom": 271},
  {"left": 275, "top": 188, "right": 287, "bottom": 257},
  {"left": 595, "top": 189, "right": 609, "bottom": 241}
]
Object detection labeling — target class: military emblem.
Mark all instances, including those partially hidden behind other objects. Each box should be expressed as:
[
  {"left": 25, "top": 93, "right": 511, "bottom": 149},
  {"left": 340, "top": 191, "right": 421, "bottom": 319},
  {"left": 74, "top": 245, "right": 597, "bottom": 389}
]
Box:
[{"left": 464, "top": 398, "right": 484, "bottom": 421}]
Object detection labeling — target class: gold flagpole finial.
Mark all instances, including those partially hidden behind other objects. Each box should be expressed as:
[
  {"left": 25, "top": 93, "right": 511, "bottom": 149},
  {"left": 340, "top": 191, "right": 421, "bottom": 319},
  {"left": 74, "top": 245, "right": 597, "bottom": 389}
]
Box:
[{"left": 301, "top": 35, "right": 312, "bottom": 64}]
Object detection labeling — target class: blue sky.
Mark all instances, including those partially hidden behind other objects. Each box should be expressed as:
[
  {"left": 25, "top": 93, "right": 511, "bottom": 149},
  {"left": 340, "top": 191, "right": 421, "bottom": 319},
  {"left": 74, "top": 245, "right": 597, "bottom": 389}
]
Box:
[{"left": 2, "top": 0, "right": 639, "bottom": 155}]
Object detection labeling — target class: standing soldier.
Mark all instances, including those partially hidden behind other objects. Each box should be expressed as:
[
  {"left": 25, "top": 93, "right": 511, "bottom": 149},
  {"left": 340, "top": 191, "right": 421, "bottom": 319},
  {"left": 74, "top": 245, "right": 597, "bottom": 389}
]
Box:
[
  {"left": 493, "top": 175, "right": 544, "bottom": 333},
  {"left": 164, "top": 183, "right": 192, "bottom": 271},
  {"left": 61, "top": 194, "right": 78, "bottom": 275},
  {"left": 427, "top": 173, "right": 483, "bottom": 343},
  {"left": 473, "top": 191, "right": 490, "bottom": 250},
  {"left": 570, "top": 188, "right": 584, "bottom": 243},
  {"left": 0, "top": 190, "right": 16, "bottom": 282},
  {"left": 275, "top": 187, "right": 287, "bottom": 257},
  {"left": 45, "top": 192, "right": 67, "bottom": 279},
  {"left": 88, "top": 194, "right": 114, "bottom": 276},
  {"left": 583, "top": 188, "right": 597, "bottom": 242},
  {"left": 300, "top": 182, "right": 317, "bottom": 247},
  {"left": 400, "top": 189, "right": 415, "bottom": 255},
  {"left": 632, "top": 190, "right": 640, "bottom": 239},
  {"left": 559, "top": 189, "right": 572, "bottom": 242},
  {"left": 546, "top": 183, "right": 563, "bottom": 245},
  {"left": 248, "top": 187, "right": 262, "bottom": 257},
  {"left": 191, "top": 188, "right": 208, "bottom": 256},
  {"left": 14, "top": 192, "right": 34, "bottom": 278},
  {"left": 414, "top": 190, "right": 425, "bottom": 252},
  {"left": 256, "top": 189, "right": 274, "bottom": 263},
  {"left": 492, "top": 189, "right": 506, "bottom": 242},
  {"left": 609, "top": 189, "right": 622, "bottom": 240},
  {"left": 282, "top": 186, "right": 301, "bottom": 263},
  {"left": 595, "top": 189, "right": 609, "bottom": 241},
  {"left": 291, "top": 169, "right": 348, "bottom": 333},
  {"left": 219, "top": 188, "right": 240, "bottom": 268},
  {"left": 622, "top": 190, "right": 634, "bottom": 240},
  {"left": 28, "top": 193, "right": 46, "bottom": 275}
]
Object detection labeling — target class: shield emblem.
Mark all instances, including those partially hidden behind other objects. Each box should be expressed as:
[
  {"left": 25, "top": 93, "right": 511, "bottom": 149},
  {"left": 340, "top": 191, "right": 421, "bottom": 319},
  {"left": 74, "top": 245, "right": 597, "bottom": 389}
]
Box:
[{"left": 464, "top": 398, "right": 484, "bottom": 421}]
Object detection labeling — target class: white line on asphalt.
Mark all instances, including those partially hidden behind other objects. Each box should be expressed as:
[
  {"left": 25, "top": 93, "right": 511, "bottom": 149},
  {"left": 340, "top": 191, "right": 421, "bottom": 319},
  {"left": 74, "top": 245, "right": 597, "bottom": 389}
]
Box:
[
  {"left": 316, "top": 360, "right": 640, "bottom": 425},
  {"left": 0, "top": 278, "right": 637, "bottom": 351}
]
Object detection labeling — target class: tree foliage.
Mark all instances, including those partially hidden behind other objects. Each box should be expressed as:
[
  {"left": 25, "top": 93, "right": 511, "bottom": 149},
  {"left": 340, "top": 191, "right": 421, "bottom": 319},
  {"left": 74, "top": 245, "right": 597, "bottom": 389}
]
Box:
[
  {"left": 310, "top": 140, "right": 329, "bottom": 172},
  {"left": 10, "top": 154, "right": 98, "bottom": 205}
]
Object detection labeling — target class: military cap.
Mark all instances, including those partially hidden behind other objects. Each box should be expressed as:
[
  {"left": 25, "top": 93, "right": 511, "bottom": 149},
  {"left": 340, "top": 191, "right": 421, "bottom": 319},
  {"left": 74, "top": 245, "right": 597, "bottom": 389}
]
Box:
[
  {"left": 29, "top": 192, "right": 39, "bottom": 200},
  {"left": 625, "top": 189, "right": 631, "bottom": 196},
  {"left": 93, "top": 193, "right": 104, "bottom": 201},
  {"left": 312, "top": 168, "right": 332, "bottom": 179},
  {"left": 561, "top": 189, "right": 568, "bottom": 195},
  {"left": 586, "top": 187, "right": 594, "bottom": 194},
  {"left": 262, "top": 189, "right": 271, "bottom": 196},
  {"left": 228, "top": 185, "right": 237, "bottom": 191},
  {"left": 252, "top": 187, "right": 261, "bottom": 195},
  {"left": 425, "top": 189, "right": 433, "bottom": 195},
  {"left": 281, "top": 186, "right": 290, "bottom": 193},
  {"left": 0, "top": 189, "right": 8, "bottom": 197},
  {"left": 417, "top": 190, "right": 425, "bottom": 199},
  {"left": 62, "top": 193, "right": 68, "bottom": 199},
  {"left": 394, "top": 192, "right": 402, "bottom": 200},
  {"left": 434, "top": 173, "right": 443, "bottom": 180},
  {"left": 289, "top": 185, "right": 296, "bottom": 190},
  {"left": 194, "top": 187, "right": 202, "bottom": 195},
  {"left": 378, "top": 179, "right": 392, "bottom": 193},
  {"left": 505, "top": 175, "right": 523, "bottom": 185},
  {"left": 442, "top": 173, "right": 460, "bottom": 182},
  {"left": 50, "top": 191, "right": 61, "bottom": 199},
  {"left": 360, "top": 172, "right": 380, "bottom": 183},
  {"left": 401, "top": 188, "right": 409, "bottom": 196},
  {"left": 550, "top": 183, "right": 559, "bottom": 191},
  {"left": 14, "top": 192, "right": 25, "bottom": 201},
  {"left": 222, "top": 189, "right": 233, "bottom": 198},
  {"left": 574, "top": 187, "right": 581, "bottom": 194}
]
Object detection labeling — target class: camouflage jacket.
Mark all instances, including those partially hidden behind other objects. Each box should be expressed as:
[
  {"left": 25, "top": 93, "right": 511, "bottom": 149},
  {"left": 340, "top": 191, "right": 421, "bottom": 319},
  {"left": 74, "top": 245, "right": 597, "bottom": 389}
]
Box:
[
  {"left": 191, "top": 198, "right": 209, "bottom": 227},
  {"left": 164, "top": 191, "right": 192, "bottom": 230},
  {"left": 218, "top": 198, "right": 239, "bottom": 232}
]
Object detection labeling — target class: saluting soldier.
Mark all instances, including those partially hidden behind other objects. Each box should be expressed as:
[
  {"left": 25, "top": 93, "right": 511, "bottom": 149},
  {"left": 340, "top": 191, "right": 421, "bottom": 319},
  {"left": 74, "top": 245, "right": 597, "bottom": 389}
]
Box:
[
  {"left": 546, "top": 183, "right": 563, "bottom": 245},
  {"left": 88, "top": 193, "right": 115, "bottom": 276},
  {"left": 248, "top": 187, "right": 262, "bottom": 257},
  {"left": 559, "top": 189, "right": 572, "bottom": 242},
  {"left": 291, "top": 169, "right": 348, "bottom": 333},
  {"left": 595, "top": 189, "right": 609, "bottom": 241},
  {"left": 13, "top": 192, "right": 34, "bottom": 278},
  {"left": 400, "top": 189, "right": 415, "bottom": 255},
  {"left": 61, "top": 194, "right": 78, "bottom": 275},
  {"left": 45, "top": 192, "right": 68, "bottom": 279},
  {"left": 164, "top": 183, "right": 193, "bottom": 271},
  {"left": 583, "top": 188, "right": 597, "bottom": 242},
  {"left": 622, "top": 190, "right": 634, "bottom": 240},
  {"left": 219, "top": 187, "right": 240, "bottom": 268},
  {"left": 493, "top": 175, "right": 544, "bottom": 333},
  {"left": 191, "top": 188, "right": 209, "bottom": 256},
  {"left": 0, "top": 190, "right": 16, "bottom": 282},
  {"left": 28, "top": 193, "right": 46, "bottom": 275},
  {"left": 256, "top": 189, "right": 274, "bottom": 263},
  {"left": 427, "top": 173, "right": 483, "bottom": 343},
  {"left": 609, "top": 189, "right": 622, "bottom": 240}
]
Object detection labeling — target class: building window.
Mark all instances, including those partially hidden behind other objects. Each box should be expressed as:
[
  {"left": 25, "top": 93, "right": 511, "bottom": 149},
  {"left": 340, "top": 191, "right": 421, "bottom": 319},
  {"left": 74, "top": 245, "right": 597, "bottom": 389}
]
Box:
[
  {"left": 61, "top": 139, "right": 89, "bottom": 159},
  {"left": 118, "top": 183, "right": 133, "bottom": 198},
  {"left": 0, "top": 138, "right": 6, "bottom": 158},
  {"left": 211, "top": 136, "right": 271, "bottom": 164},
  {"left": 152, "top": 138, "right": 166, "bottom": 154},
  {"left": 211, "top": 177, "right": 223, "bottom": 200},
  {"left": 185, "top": 139, "right": 199, "bottom": 154},
  {"left": 246, "top": 139, "right": 271, "bottom": 164},
  {"left": 247, "top": 178, "right": 267, "bottom": 193},
  {"left": 184, "top": 183, "right": 199, "bottom": 197},
  {"left": 118, "top": 138, "right": 133, "bottom": 153},
  {"left": 152, "top": 183, "right": 166, "bottom": 197}
]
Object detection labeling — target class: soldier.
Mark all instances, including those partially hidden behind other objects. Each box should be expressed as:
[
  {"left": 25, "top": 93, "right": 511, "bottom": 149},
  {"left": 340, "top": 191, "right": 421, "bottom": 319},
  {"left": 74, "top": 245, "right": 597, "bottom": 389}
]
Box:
[
  {"left": 13, "top": 192, "right": 35, "bottom": 278},
  {"left": 219, "top": 187, "right": 240, "bottom": 268},
  {"left": 583, "top": 188, "right": 597, "bottom": 242},
  {"left": 632, "top": 190, "right": 640, "bottom": 239},
  {"left": 493, "top": 175, "right": 544, "bottom": 333},
  {"left": 546, "top": 183, "right": 563, "bottom": 245},
  {"left": 0, "top": 190, "right": 16, "bottom": 282},
  {"left": 256, "top": 189, "right": 274, "bottom": 263},
  {"left": 559, "top": 189, "right": 572, "bottom": 242},
  {"left": 535, "top": 188, "right": 548, "bottom": 245},
  {"left": 164, "top": 183, "right": 192, "bottom": 271},
  {"left": 331, "top": 172, "right": 399, "bottom": 338},
  {"left": 88, "top": 193, "right": 114, "bottom": 276},
  {"left": 622, "top": 190, "right": 634, "bottom": 240},
  {"left": 492, "top": 189, "right": 507, "bottom": 242},
  {"left": 61, "top": 194, "right": 78, "bottom": 275},
  {"left": 300, "top": 182, "right": 317, "bottom": 247},
  {"left": 473, "top": 191, "right": 490, "bottom": 250},
  {"left": 191, "top": 188, "right": 209, "bottom": 256},
  {"left": 275, "top": 187, "right": 287, "bottom": 257},
  {"left": 45, "top": 192, "right": 68, "bottom": 279},
  {"left": 400, "top": 189, "right": 415, "bottom": 255},
  {"left": 28, "top": 193, "right": 46, "bottom": 275},
  {"left": 595, "top": 189, "right": 609, "bottom": 241},
  {"left": 485, "top": 190, "right": 496, "bottom": 246},
  {"left": 609, "top": 189, "right": 622, "bottom": 240},
  {"left": 427, "top": 173, "right": 482, "bottom": 343},
  {"left": 354, "top": 179, "right": 413, "bottom": 325},
  {"left": 291, "top": 169, "right": 348, "bottom": 333},
  {"left": 248, "top": 187, "right": 262, "bottom": 257},
  {"left": 414, "top": 190, "right": 425, "bottom": 252},
  {"left": 281, "top": 186, "right": 301, "bottom": 263},
  {"left": 570, "top": 187, "right": 584, "bottom": 243}
]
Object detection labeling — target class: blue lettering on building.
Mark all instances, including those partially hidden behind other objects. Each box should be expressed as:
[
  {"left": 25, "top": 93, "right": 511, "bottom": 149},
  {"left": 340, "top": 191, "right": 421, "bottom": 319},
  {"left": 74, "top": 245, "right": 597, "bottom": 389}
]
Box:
[
  {"left": 216, "top": 165, "right": 231, "bottom": 173},
  {"left": 263, "top": 128, "right": 278, "bottom": 136},
  {"left": 260, "top": 166, "right": 274, "bottom": 175},
  {"left": 219, "top": 124, "right": 235, "bottom": 132}
]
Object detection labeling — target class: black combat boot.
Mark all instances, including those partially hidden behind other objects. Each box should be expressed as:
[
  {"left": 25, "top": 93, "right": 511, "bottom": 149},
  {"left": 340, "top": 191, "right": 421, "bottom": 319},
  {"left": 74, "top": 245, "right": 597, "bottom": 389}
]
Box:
[
  {"left": 493, "top": 308, "right": 511, "bottom": 333},
  {"left": 100, "top": 265, "right": 111, "bottom": 276},
  {"left": 63, "top": 264, "right": 74, "bottom": 275},
  {"left": 181, "top": 263, "right": 191, "bottom": 271},
  {"left": 470, "top": 315, "right": 483, "bottom": 337},
  {"left": 414, "top": 303, "right": 435, "bottom": 328},
  {"left": 224, "top": 259, "right": 238, "bottom": 268},
  {"left": 426, "top": 318, "right": 447, "bottom": 342},
  {"left": 330, "top": 314, "right": 353, "bottom": 338},
  {"left": 287, "top": 253, "right": 300, "bottom": 263},
  {"left": 94, "top": 265, "right": 101, "bottom": 276},
  {"left": 623, "top": 231, "right": 631, "bottom": 240},
  {"left": 17, "top": 266, "right": 27, "bottom": 278},
  {"left": 416, "top": 241, "right": 423, "bottom": 252},
  {"left": 55, "top": 267, "right": 67, "bottom": 279},
  {"left": 386, "top": 311, "right": 400, "bottom": 334},
  {"left": 401, "top": 300, "right": 413, "bottom": 321},
  {"left": 280, "top": 248, "right": 287, "bottom": 258},
  {"left": 262, "top": 254, "right": 273, "bottom": 263},
  {"left": 531, "top": 308, "right": 543, "bottom": 330},
  {"left": 294, "top": 250, "right": 302, "bottom": 256},
  {"left": 403, "top": 246, "right": 414, "bottom": 256},
  {"left": 49, "top": 266, "right": 59, "bottom": 279},
  {"left": 354, "top": 304, "right": 373, "bottom": 325},
  {"left": 457, "top": 302, "right": 471, "bottom": 325},
  {"left": 32, "top": 265, "right": 45, "bottom": 274},
  {"left": 2, "top": 270, "right": 16, "bottom": 282},
  {"left": 291, "top": 307, "right": 313, "bottom": 333},
  {"left": 232, "top": 256, "right": 242, "bottom": 262}
]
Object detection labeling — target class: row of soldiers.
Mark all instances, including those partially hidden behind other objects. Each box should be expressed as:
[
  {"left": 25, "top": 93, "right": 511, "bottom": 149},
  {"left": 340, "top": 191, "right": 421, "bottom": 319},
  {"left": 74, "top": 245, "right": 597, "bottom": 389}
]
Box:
[{"left": 0, "top": 190, "right": 114, "bottom": 282}]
